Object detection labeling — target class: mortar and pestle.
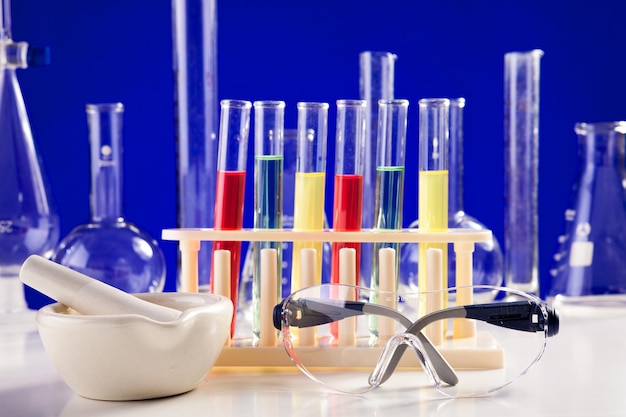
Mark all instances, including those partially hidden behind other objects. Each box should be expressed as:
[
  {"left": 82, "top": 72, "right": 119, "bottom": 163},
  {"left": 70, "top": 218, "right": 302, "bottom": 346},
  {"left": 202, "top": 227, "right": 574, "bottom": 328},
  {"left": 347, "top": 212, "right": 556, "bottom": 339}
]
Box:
[{"left": 20, "top": 255, "right": 233, "bottom": 401}]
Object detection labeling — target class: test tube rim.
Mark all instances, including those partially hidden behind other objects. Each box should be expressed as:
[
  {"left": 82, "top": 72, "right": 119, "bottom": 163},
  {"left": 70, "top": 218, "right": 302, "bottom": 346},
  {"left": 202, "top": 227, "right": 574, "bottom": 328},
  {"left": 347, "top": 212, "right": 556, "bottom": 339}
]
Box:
[{"left": 220, "top": 99, "right": 252, "bottom": 109}]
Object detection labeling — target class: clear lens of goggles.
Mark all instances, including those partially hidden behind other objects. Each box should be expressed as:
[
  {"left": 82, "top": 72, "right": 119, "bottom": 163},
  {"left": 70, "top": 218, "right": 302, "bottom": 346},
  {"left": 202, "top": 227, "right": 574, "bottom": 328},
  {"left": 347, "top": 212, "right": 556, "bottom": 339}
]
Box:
[{"left": 274, "top": 284, "right": 558, "bottom": 398}]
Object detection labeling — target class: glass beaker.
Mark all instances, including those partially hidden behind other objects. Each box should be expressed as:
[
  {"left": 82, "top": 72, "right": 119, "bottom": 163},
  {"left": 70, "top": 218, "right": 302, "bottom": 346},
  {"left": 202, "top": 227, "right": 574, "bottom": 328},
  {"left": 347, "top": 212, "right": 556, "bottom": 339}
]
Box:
[
  {"left": 172, "top": 0, "right": 218, "bottom": 293},
  {"left": 549, "top": 122, "right": 626, "bottom": 313},
  {"left": 0, "top": 0, "right": 58, "bottom": 319},
  {"left": 359, "top": 51, "right": 396, "bottom": 289},
  {"left": 52, "top": 103, "right": 166, "bottom": 293},
  {"left": 331, "top": 100, "right": 367, "bottom": 286},
  {"left": 251, "top": 100, "right": 285, "bottom": 340},
  {"left": 504, "top": 50, "right": 543, "bottom": 296}
]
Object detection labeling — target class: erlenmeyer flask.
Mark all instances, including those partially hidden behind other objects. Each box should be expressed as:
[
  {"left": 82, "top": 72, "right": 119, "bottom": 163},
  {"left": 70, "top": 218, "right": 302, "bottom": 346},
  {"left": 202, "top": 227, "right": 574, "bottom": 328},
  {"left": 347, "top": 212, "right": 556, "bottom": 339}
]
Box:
[
  {"left": 399, "top": 99, "right": 503, "bottom": 300},
  {"left": 51, "top": 104, "right": 166, "bottom": 293},
  {"left": 549, "top": 122, "right": 626, "bottom": 313},
  {"left": 0, "top": 0, "right": 59, "bottom": 318}
]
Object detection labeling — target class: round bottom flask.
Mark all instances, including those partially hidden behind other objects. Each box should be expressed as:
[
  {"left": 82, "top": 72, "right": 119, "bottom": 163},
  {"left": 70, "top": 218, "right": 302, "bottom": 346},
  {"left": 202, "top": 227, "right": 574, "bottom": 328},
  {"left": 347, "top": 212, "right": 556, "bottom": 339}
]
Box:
[{"left": 52, "top": 103, "right": 165, "bottom": 293}]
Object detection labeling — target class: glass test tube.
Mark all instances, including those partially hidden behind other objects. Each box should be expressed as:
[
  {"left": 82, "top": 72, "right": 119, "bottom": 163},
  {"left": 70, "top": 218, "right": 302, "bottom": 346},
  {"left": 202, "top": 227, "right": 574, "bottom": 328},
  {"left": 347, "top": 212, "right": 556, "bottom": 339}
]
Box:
[
  {"left": 252, "top": 101, "right": 285, "bottom": 340},
  {"left": 291, "top": 102, "right": 329, "bottom": 292},
  {"left": 504, "top": 50, "right": 543, "bottom": 295},
  {"left": 371, "top": 99, "right": 409, "bottom": 292},
  {"left": 331, "top": 100, "right": 367, "bottom": 286},
  {"left": 211, "top": 99, "right": 251, "bottom": 336},
  {"left": 418, "top": 99, "right": 450, "bottom": 306},
  {"left": 359, "top": 51, "right": 397, "bottom": 289}
]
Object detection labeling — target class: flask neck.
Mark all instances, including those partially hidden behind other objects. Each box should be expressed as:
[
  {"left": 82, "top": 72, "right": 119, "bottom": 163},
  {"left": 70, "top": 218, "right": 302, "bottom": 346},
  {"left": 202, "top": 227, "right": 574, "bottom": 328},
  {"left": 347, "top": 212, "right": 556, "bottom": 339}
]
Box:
[
  {"left": 87, "top": 103, "right": 125, "bottom": 223},
  {"left": 576, "top": 122, "right": 626, "bottom": 170},
  {"left": 1, "top": 0, "right": 11, "bottom": 42}
]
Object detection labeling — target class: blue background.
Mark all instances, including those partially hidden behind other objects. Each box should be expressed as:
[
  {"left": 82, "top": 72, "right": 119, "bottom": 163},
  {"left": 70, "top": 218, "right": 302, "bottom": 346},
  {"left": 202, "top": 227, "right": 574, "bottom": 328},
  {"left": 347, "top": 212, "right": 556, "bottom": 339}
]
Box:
[{"left": 11, "top": 0, "right": 626, "bottom": 306}]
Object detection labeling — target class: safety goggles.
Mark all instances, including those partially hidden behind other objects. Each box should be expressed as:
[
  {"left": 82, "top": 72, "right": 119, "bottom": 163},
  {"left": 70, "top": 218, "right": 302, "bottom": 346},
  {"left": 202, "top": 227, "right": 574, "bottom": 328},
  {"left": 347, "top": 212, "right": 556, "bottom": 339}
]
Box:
[{"left": 273, "top": 284, "right": 559, "bottom": 398}]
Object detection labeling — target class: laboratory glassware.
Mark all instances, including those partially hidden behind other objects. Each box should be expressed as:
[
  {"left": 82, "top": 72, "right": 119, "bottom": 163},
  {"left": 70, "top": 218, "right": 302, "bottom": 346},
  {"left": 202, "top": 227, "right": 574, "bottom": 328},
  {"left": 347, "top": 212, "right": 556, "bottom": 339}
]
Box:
[
  {"left": 273, "top": 283, "right": 559, "bottom": 397},
  {"left": 359, "top": 51, "right": 396, "bottom": 289},
  {"left": 331, "top": 100, "right": 367, "bottom": 286},
  {"left": 549, "top": 122, "right": 626, "bottom": 311},
  {"left": 0, "top": 0, "right": 59, "bottom": 318},
  {"left": 504, "top": 50, "right": 543, "bottom": 295},
  {"left": 239, "top": 128, "right": 300, "bottom": 339},
  {"left": 211, "top": 99, "right": 251, "bottom": 336},
  {"left": 417, "top": 99, "right": 450, "bottom": 298},
  {"left": 251, "top": 100, "right": 285, "bottom": 340},
  {"left": 371, "top": 99, "right": 409, "bottom": 292},
  {"left": 291, "top": 103, "right": 330, "bottom": 293},
  {"left": 52, "top": 103, "right": 166, "bottom": 293},
  {"left": 400, "top": 99, "right": 503, "bottom": 299},
  {"left": 172, "top": 0, "right": 218, "bottom": 293}
]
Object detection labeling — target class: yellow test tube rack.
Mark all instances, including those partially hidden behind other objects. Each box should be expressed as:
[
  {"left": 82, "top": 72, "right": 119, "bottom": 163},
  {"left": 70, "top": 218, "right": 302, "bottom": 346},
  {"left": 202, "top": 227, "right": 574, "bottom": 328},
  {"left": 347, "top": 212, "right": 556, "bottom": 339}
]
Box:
[{"left": 161, "top": 228, "right": 503, "bottom": 369}]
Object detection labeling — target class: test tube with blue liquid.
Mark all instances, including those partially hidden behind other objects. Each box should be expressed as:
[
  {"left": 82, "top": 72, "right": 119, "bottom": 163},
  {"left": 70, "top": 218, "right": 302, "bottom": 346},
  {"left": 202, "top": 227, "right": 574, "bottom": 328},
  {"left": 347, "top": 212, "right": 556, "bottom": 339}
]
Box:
[
  {"left": 252, "top": 101, "right": 285, "bottom": 340},
  {"left": 211, "top": 99, "right": 251, "bottom": 337},
  {"left": 371, "top": 99, "right": 409, "bottom": 291},
  {"left": 291, "top": 102, "right": 329, "bottom": 292}
]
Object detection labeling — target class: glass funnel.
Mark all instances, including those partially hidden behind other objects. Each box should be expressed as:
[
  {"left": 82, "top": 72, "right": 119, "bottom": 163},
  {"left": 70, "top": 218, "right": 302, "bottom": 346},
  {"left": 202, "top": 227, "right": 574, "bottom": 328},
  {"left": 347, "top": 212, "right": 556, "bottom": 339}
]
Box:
[
  {"left": 51, "top": 104, "right": 166, "bottom": 293},
  {"left": 0, "top": 0, "right": 59, "bottom": 319},
  {"left": 549, "top": 122, "right": 626, "bottom": 314}
]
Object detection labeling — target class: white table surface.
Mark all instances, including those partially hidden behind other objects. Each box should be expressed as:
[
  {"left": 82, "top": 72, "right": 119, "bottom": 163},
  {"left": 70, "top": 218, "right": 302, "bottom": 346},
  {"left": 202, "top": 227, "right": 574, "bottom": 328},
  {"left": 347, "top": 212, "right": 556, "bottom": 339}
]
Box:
[{"left": 1, "top": 309, "right": 624, "bottom": 417}]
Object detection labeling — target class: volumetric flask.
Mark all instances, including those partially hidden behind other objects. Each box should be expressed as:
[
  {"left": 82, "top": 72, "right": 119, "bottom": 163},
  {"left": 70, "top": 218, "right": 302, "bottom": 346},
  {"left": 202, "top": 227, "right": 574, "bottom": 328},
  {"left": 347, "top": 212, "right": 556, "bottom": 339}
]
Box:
[{"left": 549, "top": 122, "right": 626, "bottom": 315}]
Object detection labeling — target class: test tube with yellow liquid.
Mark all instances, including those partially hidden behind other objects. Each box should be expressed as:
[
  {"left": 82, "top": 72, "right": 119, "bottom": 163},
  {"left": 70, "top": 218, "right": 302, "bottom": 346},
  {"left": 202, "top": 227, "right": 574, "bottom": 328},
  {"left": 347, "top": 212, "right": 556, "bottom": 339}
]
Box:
[
  {"left": 418, "top": 99, "right": 450, "bottom": 312},
  {"left": 290, "top": 102, "right": 329, "bottom": 292}
]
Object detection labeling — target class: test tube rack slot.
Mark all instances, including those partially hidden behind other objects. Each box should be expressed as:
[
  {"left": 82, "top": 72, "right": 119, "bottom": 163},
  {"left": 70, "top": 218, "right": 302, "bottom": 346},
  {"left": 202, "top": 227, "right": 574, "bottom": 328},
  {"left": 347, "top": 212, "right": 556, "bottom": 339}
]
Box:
[{"left": 162, "top": 228, "right": 502, "bottom": 369}]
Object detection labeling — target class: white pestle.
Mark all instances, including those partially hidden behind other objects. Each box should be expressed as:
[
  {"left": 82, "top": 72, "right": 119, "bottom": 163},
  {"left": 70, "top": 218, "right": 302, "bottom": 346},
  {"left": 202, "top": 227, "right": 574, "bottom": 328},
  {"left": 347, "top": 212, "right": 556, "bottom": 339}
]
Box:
[{"left": 20, "top": 255, "right": 181, "bottom": 322}]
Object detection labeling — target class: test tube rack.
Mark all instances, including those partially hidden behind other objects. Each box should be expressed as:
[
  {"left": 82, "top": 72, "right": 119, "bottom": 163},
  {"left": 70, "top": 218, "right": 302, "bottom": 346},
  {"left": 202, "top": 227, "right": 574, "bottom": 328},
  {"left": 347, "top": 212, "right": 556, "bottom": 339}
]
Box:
[{"left": 161, "top": 228, "right": 503, "bottom": 369}]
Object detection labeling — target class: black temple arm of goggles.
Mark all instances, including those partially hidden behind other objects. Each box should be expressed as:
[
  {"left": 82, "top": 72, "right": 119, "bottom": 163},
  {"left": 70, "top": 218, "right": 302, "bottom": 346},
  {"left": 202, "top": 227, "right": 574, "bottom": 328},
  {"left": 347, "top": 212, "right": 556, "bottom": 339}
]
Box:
[{"left": 374, "top": 300, "right": 560, "bottom": 386}]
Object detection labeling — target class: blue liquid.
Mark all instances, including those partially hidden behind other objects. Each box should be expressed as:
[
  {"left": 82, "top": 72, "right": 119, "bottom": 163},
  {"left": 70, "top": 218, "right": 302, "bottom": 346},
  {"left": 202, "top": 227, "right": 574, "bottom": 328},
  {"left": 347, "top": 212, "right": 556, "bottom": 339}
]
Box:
[
  {"left": 253, "top": 156, "right": 283, "bottom": 339},
  {"left": 371, "top": 167, "right": 404, "bottom": 291}
]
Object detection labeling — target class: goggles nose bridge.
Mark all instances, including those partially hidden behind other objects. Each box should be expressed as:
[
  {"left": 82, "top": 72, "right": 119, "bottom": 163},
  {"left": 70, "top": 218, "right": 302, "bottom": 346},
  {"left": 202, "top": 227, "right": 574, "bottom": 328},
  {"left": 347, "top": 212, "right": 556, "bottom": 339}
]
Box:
[{"left": 368, "top": 333, "right": 445, "bottom": 389}]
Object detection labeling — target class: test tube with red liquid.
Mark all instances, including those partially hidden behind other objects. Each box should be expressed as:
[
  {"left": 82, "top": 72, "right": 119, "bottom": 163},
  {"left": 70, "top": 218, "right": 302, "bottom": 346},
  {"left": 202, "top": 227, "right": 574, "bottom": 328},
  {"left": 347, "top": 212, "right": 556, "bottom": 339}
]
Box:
[
  {"left": 331, "top": 100, "right": 367, "bottom": 287},
  {"left": 211, "top": 99, "right": 251, "bottom": 336}
]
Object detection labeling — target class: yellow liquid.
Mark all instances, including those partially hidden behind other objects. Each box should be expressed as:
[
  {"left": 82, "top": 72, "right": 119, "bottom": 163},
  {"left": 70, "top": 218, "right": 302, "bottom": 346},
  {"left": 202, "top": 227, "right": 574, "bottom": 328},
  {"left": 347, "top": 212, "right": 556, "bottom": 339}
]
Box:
[
  {"left": 418, "top": 170, "right": 449, "bottom": 304},
  {"left": 291, "top": 172, "right": 326, "bottom": 291}
]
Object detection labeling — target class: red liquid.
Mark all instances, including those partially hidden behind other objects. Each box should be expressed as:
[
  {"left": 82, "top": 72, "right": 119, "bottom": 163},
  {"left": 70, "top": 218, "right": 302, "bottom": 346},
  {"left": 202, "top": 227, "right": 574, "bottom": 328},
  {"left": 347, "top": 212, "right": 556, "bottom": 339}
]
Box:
[
  {"left": 211, "top": 170, "right": 246, "bottom": 336},
  {"left": 331, "top": 174, "right": 364, "bottom": 285}
]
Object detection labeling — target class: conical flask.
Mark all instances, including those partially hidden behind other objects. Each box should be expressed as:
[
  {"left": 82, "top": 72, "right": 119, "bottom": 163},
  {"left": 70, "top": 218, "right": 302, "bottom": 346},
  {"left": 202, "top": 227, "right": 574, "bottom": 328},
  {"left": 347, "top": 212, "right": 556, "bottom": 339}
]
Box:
[
  {"left": 0, "top": 0, "right": 59, "bottom": 317},
  {"left": 399, "top": 98, "right": 503, "bottom": 300},
  {"left": 51, "top": 104, "right": 166, "bottom": 293},
  {"left": 549, "top": 122, "right": 626, "bottom": 313}
]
